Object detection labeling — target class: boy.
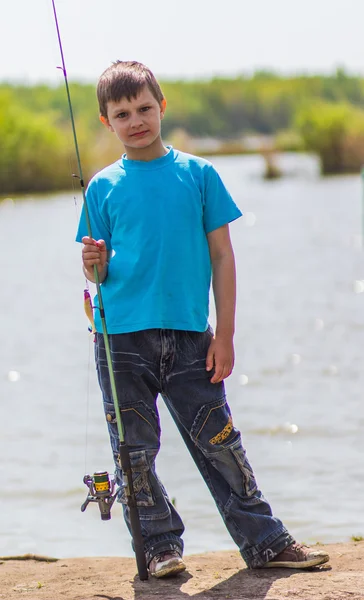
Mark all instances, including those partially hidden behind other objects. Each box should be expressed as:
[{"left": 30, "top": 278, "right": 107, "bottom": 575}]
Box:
[{"left": 76, "top": 61, "right": 329, "bottom": 578}]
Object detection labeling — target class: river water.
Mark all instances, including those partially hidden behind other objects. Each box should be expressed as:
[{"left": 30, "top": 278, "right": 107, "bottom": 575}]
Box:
[{"left": 1, "top": 153, "right": 363, "bottom": 559}]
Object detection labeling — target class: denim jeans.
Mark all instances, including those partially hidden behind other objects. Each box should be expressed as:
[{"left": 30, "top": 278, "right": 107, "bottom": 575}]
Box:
[{"left": 94, "top": 328, "right": 294, "bottom": 568}]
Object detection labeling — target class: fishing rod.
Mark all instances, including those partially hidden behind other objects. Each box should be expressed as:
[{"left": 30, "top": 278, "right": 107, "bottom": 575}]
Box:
[{"left": 51, "top": 0, "right": 148, "bottom": 581}]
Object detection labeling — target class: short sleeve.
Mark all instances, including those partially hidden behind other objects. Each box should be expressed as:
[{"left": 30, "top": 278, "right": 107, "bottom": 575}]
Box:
[
  {"left": 202, "top": 165, "right": 242, "bottom": 234},
  {"left": 75, "top": 181, "right": 112, "bottom": 249}
]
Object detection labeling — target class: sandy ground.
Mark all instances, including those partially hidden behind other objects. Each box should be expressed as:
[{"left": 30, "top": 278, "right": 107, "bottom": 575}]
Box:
[{"left": 1, "top": 541, "right": 363, "bottom": 600}]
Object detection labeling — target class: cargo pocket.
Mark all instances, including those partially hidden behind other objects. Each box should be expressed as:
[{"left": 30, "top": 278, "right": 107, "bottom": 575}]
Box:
[
  {"left": 103, "top": 400, "right": 160, "bottom": 453},
  {"left": 206, "top": 435, "right": 258, "bottom": 498},
  {"left": 191, "top": 396, "right": 235, "bottom": 447},
  {"left": 103, "top": 401, "right": 158, "bottom": 507},
  {"left": 229, "top": 437, "right": 258, "bottom": 497},
  {"left": 117, "top": 449, "right": 155, "bottom": 507}
]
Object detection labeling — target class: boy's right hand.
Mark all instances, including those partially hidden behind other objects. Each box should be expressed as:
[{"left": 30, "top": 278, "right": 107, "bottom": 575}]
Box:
[{"left": 82, "top": 236, "right": 108, "bottom": 278}]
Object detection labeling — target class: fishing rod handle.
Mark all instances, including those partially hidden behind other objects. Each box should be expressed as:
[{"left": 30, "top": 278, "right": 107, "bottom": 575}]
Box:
[{"left": 119, "top": 443, "right": 149, "bottom": 580}]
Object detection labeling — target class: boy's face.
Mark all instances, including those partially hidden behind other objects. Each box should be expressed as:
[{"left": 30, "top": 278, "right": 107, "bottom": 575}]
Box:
[{"left": 101, "top": 86, "right": 166, "bottom": 155}]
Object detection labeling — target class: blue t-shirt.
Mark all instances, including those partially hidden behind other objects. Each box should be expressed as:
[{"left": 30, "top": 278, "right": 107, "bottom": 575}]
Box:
[{"left": 76, "top": 146, "right": 242, "bottom": 334}]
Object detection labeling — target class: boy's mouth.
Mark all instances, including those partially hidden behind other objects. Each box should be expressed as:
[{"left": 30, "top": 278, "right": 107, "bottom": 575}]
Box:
[{"left": 131, "top": 130, "right": 149, "bottom": 138}]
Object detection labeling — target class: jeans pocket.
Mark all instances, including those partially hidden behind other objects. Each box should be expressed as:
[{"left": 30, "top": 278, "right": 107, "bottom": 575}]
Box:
[
  {"left": 229, "top": 438, "right": 258, "bottom": 498},
  {"left": 103, "top": 401, "right": 160, "bottom": 449},
  {"left": 103, "top": 401, "right": 158, "bottom": 507},
  {"left": 206, "top": 434, "right": 258, "bottom": 498},
  {"left": 118, "top": 449, "right": 155, "bottom": 507},
  {"left": 190, "top": 397, "right": 234, "bottom": 446}
]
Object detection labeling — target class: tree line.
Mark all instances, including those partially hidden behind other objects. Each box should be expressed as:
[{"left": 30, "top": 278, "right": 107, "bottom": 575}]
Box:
[{"left": 1, "top": 68, "right": 364, "bottom": 194}]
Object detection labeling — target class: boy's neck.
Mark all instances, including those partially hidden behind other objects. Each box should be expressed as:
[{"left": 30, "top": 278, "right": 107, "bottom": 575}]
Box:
[{"left": 124, "top": 137, "right": 168, "bottom": 162}]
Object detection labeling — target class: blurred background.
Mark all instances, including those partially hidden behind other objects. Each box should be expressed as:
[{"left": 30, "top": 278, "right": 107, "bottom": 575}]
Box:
[{"left": 1, "top": 0, "right": 363, "bottom": 559}]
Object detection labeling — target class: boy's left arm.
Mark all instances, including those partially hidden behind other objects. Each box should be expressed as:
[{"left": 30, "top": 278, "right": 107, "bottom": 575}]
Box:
[{"left": 206, "top": 224, "right": 236, "bottom": 384}]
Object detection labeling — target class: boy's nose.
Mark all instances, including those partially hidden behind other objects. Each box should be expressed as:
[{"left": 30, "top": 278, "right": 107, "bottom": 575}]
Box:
[{"left": 130, "top": 113, "right": 144, "bottom": 128}]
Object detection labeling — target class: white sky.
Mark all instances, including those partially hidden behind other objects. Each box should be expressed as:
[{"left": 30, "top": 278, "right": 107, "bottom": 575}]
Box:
[{"left": 2, "top": 0, "right": 364, "bottom": 83}]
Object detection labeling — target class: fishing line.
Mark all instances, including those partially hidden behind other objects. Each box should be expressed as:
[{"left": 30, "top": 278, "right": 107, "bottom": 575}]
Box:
[
  {"left": 64, "top": 128, "right": 93, "bottom": 475},
  {"left": 69, "top": 154, "right": 93, "bottom": 475},
  {"left": 84, "top": 334, "right": 92, "bottom": 475},
  {"left": 51, "top": 0, "right": 148, "bottom": 580}
]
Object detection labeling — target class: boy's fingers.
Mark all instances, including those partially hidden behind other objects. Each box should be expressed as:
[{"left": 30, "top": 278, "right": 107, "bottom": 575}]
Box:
[
  {"left": 211, "top": 363, "right": 224, "bottom": 383},
  {"left": 206, "top": 348, "right": 214, "bottom": 371},
  {"left": 82, "top": 236, "right": 96, "bottom": 245},
  {"left": 82, "top": 250, "right": 100, "bottom": 260},
  {"left": 221, "top": 365, "right": 232, "bottom": 381},
  {"left": 211, "top": 363, "right": 232, "bottom": 384}
]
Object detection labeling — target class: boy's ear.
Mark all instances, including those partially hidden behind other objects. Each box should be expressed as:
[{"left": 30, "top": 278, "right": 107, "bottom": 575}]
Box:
[
  {"left": 160, "top": 98, "right": 167, "bottom": 118},
  {"left": 99, "top": 114, "right": 114, "bottom": 132}
]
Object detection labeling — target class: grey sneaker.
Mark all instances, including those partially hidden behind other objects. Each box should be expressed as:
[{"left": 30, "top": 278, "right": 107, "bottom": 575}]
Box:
[
  {"left": 148, "top": 550, "right": 186, "bottom": 578},
  {"left": 265, "top": 543, "right": 330, "bottom": 569}
]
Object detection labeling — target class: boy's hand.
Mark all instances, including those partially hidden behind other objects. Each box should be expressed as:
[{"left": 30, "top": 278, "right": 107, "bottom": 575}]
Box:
[
  {"left": 206, "top": 334, "right": 235, "bottom": 384},
  {"left": 82, "top": 236, "right": 108, "bottom": 277}
]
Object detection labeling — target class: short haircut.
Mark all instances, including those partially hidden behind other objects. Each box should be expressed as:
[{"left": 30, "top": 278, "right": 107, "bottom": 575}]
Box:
[{"left": 97, "top": 60, "right": 164, "bottom": 118}]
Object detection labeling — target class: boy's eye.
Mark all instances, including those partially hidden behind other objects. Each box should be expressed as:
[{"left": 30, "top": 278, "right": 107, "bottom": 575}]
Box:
[
  {"left": 117, "top": 112, "right": 127, "bottom": 119},
  {"left": 140, "top": 106, "right": 150, "bottom": 112}
]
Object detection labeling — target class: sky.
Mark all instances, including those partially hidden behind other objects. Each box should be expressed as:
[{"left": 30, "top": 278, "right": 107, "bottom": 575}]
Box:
[{"left": 2, "top": 0, "right": 364, "bottom": 84}]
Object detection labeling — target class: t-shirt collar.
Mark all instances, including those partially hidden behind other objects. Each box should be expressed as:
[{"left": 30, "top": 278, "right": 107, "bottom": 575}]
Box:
[{"left": 120, "top": 145, "right": 175, "bottom": 171}]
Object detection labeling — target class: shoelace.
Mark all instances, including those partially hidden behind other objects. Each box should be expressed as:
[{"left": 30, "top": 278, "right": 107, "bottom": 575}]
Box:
[
  {"left": 292, "top": 543, "right": 310, "bottom": 553},
  {"left": 153, "top": 552, "right": 177, "bottom": 563}
]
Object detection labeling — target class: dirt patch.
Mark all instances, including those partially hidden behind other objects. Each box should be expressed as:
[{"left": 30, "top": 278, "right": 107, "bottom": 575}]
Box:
[{"left": 1, "top": 542, "right": 363, "bottom": 600}]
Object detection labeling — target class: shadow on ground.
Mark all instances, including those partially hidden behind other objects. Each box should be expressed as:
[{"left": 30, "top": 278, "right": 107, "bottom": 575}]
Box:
[{"left": 129, "top": 564, "right": 331, "bottom": 600}]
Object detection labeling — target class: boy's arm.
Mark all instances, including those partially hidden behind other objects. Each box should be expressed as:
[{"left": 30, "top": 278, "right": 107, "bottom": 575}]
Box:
[{"left": 206, "top": 224, "right": 236, "bottom": 384}]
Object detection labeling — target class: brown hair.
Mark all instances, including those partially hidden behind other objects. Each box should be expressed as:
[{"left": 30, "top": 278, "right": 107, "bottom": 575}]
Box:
[{"left": 97, "top": 60, "right": 164, "bottom": 118}]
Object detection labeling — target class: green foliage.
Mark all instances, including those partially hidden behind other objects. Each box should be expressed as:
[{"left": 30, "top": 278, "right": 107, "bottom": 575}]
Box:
[
  {"left": 0, "top": 90, "right": 70, "bottom": 193},
  {"left": 296, "top": 101, "right": 364, "bottom": 173},
  {"left": 0, "top": 85, "right": 104, "bottom": 193},
  {"left": 2, "top": 68, "right": 364, "bottom": 192},
  {"left": 162, "top": 76, "right": 301, "bottom": 136}
]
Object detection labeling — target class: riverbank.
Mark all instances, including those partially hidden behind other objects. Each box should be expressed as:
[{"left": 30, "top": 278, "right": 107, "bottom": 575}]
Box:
[
  {"left": 1, "top": 541, "right": 363, "bottom": 600},
  {"left": 3, "top": 70, "right": 364, "bottom": 193}
]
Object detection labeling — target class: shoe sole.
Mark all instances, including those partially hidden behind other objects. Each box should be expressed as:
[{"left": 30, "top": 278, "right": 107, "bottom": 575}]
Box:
[
  {"left": 150, "top": 559, "right": 186, "bottom": 578},
  {"left": 265, "top": 555, "right": 330, "bottom": 569}
]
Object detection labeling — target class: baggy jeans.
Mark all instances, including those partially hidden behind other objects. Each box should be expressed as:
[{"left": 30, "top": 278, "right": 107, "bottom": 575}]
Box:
[{"left": 95, "top": 327, "right": 294, "bottom": 568}]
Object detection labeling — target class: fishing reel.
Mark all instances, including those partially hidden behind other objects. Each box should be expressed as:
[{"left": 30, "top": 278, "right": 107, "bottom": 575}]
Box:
[{"left": 81, "top": 471, "right": 120, "bottom": 521}]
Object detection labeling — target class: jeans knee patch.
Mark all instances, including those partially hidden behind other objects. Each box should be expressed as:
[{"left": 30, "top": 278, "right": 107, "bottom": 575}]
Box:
[
  {"left": 212, "top": 441, "right": 258, "bottom": 497},
  {"left": 206, "top": 432, "right": 258, "bottom": 498},
  {"left": 102, "top": 401, "right": 159, "bottom": 508},
  {"left": 228, "top": 438, "right": 258, "bottom": 497},
  {"left": 117, "top": 449, "right": 156, "bottom": 507},
  {"left": 190, "top": 398, "right": 258, "bottom": 496}
]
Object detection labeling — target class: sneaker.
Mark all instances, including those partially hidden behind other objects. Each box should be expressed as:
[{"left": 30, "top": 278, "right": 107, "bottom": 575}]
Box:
[
  {"left": 148, "top": 550, "right": 186, "bottom": 578},
  {"left": 265, "top": 543, "right": 330, "bottom": 569}
]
